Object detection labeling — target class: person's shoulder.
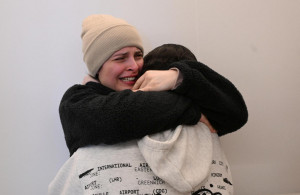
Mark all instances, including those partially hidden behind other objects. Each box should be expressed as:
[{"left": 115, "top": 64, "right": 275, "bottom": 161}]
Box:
[
  {"left": 60, "top": 84, "right": 88, "bottom": 98},
  {"left": 63, "top": 84, "right": 87, "bottom": 93},
  {"left": 63, "top": 82, "right": 113, "bottom": 96}
]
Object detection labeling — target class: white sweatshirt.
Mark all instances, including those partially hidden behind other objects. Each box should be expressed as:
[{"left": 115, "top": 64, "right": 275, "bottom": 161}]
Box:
[{"left": 48, "top": 123, "right": 233, "bottom": 195}]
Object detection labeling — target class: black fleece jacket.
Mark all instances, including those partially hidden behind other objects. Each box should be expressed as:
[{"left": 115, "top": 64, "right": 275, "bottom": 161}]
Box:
[{"left": 59, "top": 60, "right": 248, "bottom": 156}]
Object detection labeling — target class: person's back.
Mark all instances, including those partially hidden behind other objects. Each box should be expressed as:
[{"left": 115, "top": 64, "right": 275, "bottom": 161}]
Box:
[{"left": 48, "top": 122, "right": 233, "bottom": 195}]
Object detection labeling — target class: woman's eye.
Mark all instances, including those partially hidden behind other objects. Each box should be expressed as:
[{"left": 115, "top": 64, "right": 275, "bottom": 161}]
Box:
[
  {"left": 135, "top": 54, "right": 143, "bottom": 58},
  {"left": 114, "top": 57, "right": 125, "bottom": 61}
]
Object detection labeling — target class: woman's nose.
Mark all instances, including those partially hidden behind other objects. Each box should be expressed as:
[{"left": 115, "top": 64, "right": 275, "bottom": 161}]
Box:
[{"left": 127, "top": 57, "right": 139, "bottom": 71}]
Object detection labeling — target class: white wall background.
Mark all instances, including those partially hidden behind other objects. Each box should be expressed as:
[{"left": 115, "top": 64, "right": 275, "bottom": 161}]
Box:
[{"left": 1, "top": 0, "right": 299, "bottom": 194}]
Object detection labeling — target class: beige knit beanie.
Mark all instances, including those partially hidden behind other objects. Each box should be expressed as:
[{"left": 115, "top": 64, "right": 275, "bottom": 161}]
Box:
[{"left": 81, "top": 14, "right": 144, "bottom": 77}]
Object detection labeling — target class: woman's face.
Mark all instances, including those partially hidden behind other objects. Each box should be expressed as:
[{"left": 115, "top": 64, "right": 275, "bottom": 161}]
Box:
[{"left": 98, "top": 47, "right": 144, "bottom": 91}]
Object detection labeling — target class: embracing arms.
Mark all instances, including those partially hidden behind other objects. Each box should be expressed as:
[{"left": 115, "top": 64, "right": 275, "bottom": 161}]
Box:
[
  {"left": 59, "top": 83, "right": 201, "bottom": 155},
  {"left": 172, "top": 61, "right": 248, "bottom": 135},
  {"left": 60, "top": 60, "right": 248, "bottom": 155},
  {"left": 139, "top": 60, "right": 248, "bottom": 136}
]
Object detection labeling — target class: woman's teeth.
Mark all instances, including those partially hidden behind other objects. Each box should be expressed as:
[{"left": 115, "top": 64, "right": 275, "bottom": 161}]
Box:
[{"left": 121, "top": 77, "right": 136, "bottom": 81}]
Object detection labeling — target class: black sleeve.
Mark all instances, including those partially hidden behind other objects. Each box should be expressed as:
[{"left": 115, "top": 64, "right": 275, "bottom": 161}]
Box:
[
  {"left": 170, "top": 60, "right": 248, "bottom": 136},
  {"left": 59, "top": 83, "right": 201, "bottom": 155}
]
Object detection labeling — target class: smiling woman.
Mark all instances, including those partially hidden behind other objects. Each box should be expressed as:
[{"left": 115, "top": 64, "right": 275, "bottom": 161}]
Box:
[{"left": 98, "top": 47, "right": 143, "bottom": 91}]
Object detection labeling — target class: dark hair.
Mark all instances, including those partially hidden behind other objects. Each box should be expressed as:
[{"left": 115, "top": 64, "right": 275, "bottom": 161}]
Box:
[{"left": 142, "top": 44, "right": 197, "bottom": 74}]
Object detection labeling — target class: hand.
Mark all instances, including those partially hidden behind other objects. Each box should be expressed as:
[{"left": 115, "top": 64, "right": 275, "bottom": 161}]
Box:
[
  {"left": 200, "top": 114, "right": 217, "bottom": 133},
  {"left": 132, "top": 70, "right": 178, "bottom": 91},
  {"left": 82, "top": 75, "right": 99, "bottom": 85}
]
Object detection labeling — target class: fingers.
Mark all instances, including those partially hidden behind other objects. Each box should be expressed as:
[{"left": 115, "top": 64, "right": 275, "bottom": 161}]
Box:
[
  {"left": 136, "top": 86, "right": 151, "bottom": 92},
  {"left": 133, "top": 73, "right": 154, "bottom": 91},
  {"left": 132, "top": 75, "right": 144, "bottom": 90},
  {"left": 133, "top": 70, "right": 177, "bottom": 91},
  {"left": 200, "top": 114, "right": 217, "bottom": 133}
]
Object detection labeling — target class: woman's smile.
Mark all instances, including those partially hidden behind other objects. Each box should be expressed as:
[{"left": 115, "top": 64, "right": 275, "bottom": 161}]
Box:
[{"left": 98, "top": 47, "right": 144, "bottom": 91}]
